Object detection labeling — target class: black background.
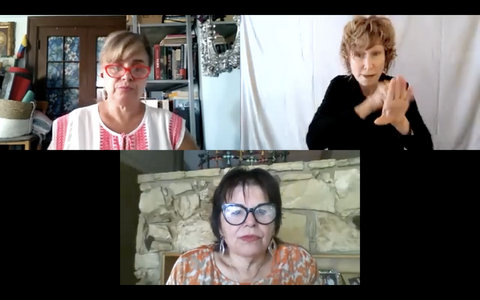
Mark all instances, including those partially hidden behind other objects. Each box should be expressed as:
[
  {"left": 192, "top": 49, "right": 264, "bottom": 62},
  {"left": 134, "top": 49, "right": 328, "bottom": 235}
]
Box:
[{"left": 3, "top": 150, "right": 477, "bottom": 292}]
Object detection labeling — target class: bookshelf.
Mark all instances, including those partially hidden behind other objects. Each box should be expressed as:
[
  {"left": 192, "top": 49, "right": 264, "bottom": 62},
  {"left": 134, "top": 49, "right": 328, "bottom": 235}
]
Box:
[{"left": 130, "top": 15, "right": 202, "bottom": 148}]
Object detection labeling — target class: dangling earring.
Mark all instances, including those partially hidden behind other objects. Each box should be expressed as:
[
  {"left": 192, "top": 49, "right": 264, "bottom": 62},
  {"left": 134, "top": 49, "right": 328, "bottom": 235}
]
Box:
[
  {"left": 267, "top": 238, "right": 277, "bottom": 256},
  {"left": 219, "top": 236, "right": 226, "bottom": 255},
  {"left": 102, "top": 89, "right": 108, "bottom": 101}
]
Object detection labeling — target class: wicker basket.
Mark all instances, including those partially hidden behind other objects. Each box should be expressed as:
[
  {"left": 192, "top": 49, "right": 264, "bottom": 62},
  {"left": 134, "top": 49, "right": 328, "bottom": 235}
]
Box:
[{"left": 0, "top": 99, "right": 36, "bottom": 138}]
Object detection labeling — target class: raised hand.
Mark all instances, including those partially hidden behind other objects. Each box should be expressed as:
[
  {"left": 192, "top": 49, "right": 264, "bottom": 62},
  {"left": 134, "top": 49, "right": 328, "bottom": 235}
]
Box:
[{"left": 374, "top": 76, "right": 414, "bottom": 133}]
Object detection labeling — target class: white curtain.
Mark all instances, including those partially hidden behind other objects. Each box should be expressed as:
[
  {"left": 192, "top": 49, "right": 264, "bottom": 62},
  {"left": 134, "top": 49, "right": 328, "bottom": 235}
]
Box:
[{"left": 240, "top": 15, "right": 480, "bottom": 150}]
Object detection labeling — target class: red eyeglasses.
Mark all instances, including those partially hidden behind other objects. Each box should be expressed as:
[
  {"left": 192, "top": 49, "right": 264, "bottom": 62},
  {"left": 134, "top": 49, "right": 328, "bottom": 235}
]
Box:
[{"left": 104, "top": 64, "right": 151, "bottom": 79}]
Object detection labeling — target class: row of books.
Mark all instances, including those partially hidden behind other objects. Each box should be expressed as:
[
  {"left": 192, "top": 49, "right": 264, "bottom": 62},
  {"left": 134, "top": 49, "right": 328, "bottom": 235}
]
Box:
[
  {"left": 153, "top": 34, "right": 198, "bottom": 81},
  {"left": 154, "top": 44, "right": 186, "bottom": 80}
]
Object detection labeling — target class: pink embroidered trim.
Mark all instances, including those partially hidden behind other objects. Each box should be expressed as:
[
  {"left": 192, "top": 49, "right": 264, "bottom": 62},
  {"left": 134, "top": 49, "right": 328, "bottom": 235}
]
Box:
[
  {"left": 169, "top": 113, "right": 183, "bottom": 149},
  {"left": 99, "top": 124, "right": 148, "bottom": 150},
  {"left": 100, "top": 126, "right": 115, "bottom": 150},
  {"left": 135, "top": 123, "right": 148, "bottom": 149},
  {"left": 56, "top": 114, "right": 69, "bottom": 150}
]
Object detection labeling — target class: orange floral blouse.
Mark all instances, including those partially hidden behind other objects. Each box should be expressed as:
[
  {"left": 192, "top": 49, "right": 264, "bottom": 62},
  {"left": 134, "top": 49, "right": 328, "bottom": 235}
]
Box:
[{"left": 165, "top": 243, "right": 320, "bottom": 285}]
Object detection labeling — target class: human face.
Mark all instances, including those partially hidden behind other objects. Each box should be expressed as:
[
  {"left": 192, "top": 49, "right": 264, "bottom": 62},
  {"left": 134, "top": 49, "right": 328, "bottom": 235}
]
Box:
[
  {"left": 349, "top": 44, "right": 385, "bottom": 92},
  {"left": 101, "top": 49, "right": 150, "bottom": 104},
  {"left": 220, "top": 184, "right": 276, "bottom": 258}
]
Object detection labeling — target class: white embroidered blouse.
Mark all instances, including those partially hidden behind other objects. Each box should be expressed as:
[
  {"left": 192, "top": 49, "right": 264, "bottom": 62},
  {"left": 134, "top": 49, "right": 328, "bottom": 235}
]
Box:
[{"left": 47, "top": 104, "right": 185, "bottom": 150}]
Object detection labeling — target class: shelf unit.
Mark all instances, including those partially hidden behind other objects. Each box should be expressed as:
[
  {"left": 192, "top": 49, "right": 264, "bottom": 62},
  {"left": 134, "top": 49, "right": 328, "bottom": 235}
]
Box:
[{"left": 130, "top": 15, "right": 200, "bottom": 147}]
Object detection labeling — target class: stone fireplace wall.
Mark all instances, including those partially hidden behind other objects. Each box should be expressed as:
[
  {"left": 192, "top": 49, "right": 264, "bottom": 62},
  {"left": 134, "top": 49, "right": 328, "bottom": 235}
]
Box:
[{"left": 133, "top": 157, "right": 360, "bottom": 284}]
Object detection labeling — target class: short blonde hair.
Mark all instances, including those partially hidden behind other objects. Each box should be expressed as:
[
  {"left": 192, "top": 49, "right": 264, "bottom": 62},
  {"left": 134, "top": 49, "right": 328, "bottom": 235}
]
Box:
[
  {"left": 340, "top": 15, "right": 397, "bottom": 73},
  {"left": 100, "top": 30, "right": 152, "bottom": 67}
]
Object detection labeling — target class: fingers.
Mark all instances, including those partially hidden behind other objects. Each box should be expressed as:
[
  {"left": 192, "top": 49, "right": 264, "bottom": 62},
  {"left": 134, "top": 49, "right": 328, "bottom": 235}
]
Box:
[
  {"left": 386, "top": 78, "right": 395, "bottom": 103},
  {"left": 407, "top": 86, "right": 414, "bottom": 102},
  {"left": 394, "top": 77, "right": 401, "bottom": 101},
  {"left": 400, "top": 77, "right": 407, "bottom": 101},
  {"left": 398, "top": 76, "right": 409, "bottom": 101},
  {"left": 390, "top": 76, "right": 412, "bottom": 102}
]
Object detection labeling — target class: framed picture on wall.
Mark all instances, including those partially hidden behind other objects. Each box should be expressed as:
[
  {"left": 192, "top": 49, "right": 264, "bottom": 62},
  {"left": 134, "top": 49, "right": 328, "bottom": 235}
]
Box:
[
  {"left": 341, "top": 272, "right": 360, "bottom": 285},
  {"left": 0, "top": 22, "right": 15, "bottom": 57},
  {"left": 161, "top": 252, "right": 181, "bottom": 284},
  {"left": 319, "top": 269, "right": 340, "bottom": 285}
]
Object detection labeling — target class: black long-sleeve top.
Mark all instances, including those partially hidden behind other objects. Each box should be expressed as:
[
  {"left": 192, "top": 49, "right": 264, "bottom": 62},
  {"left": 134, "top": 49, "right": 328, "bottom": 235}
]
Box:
[{"left": 306, "top": 74, "right": 433, "bottom": 150}]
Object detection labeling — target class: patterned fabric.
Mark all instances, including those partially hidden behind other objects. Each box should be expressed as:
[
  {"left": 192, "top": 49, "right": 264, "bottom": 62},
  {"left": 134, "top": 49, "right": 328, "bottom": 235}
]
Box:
[
  {"left": 48, "top": 104, "right": 185, "bottom": 150},
  {"left": 99, "top": 123, "right": 148, "bottom": 150},
  {"left": 55, "top": 113, "right": 69, "bottom": 150},
  {"left": 169, "top": 113, "right": 183, "bottom": 149},
  {"left": 166, "top": 243, "right": 320, "bottom": 285}
]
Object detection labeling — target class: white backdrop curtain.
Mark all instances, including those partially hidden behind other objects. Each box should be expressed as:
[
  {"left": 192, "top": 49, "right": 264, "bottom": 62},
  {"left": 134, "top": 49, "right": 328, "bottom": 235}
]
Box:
[{"left": 240, "top": 15, "right": 480, "bottom": 150}]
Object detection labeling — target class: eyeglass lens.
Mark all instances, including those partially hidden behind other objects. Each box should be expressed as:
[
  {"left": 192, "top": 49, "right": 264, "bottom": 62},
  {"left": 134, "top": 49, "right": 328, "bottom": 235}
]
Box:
[
  {"left": 222, "top": 203, "right": 276, "bottom": 225},
  {"left": 105, "top": 64, "right": 150, "bottom": 79}
]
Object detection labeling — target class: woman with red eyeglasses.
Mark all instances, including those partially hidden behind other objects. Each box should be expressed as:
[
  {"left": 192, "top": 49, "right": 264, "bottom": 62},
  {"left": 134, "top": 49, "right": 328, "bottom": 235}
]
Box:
[{"left": 48, "top": 30, "right": 198, "bottom": 150}]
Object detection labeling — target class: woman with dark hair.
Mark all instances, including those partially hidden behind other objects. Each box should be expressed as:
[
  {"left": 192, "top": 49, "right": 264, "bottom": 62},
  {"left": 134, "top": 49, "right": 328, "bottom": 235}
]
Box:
[{"left": 166, "top": 167, "right": 319, "bottom": 285}]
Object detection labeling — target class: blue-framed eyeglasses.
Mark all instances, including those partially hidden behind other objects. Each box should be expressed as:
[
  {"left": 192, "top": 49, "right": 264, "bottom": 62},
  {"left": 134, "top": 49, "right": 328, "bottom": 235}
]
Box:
[{"left": 221, "top": 203, "right": 276, "bottom": 226}]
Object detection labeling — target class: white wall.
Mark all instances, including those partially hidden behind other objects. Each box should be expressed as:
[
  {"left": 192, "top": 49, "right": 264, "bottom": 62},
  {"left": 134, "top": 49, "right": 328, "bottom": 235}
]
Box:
[
  {"left": 199, "top": 70, "right": 240, "bottom": 150},
  {"left": 196, "top": 20, "right": 241, "bottom": 150}
]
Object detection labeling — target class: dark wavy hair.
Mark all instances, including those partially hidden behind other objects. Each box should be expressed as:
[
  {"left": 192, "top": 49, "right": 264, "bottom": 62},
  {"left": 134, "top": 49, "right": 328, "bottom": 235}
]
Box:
[{"left": 210, "top": 167, "right": 283, "bottom": 251}]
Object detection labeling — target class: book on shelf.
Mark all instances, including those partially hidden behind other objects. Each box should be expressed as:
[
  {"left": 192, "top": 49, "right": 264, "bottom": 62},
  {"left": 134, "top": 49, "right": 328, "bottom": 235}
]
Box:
[
  {"left": 162, "top": 15, "right": 187, "bottom": 23},
  {"left": 179, "top": 44, "right": 187, "bottom": 79},
  {"left": 160, "top": 34, "right": 186, "bottom": 46},
  {"left": 172, "top": 46, "right": 185, "bottom": 80},
  {"left": 168, "top": 89, "right": 199, "bottom": 100},
  {"left": 159, "top": 33, "right": 196, "bottom": 46},
  {"left": 156, "top": 34, "right": 198, "bottom": 81},
  {"left": 153, "top": 44, "right": 161, "bottom": 80},
  {"left": 166, "top": 48, "right": 172, "bottom": 80},
  {"left": 155, "top": 45, "right": 188, "bottom": 80},
  {"left": 160, "top": 46, "right": 168, "bottom": 80}
]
